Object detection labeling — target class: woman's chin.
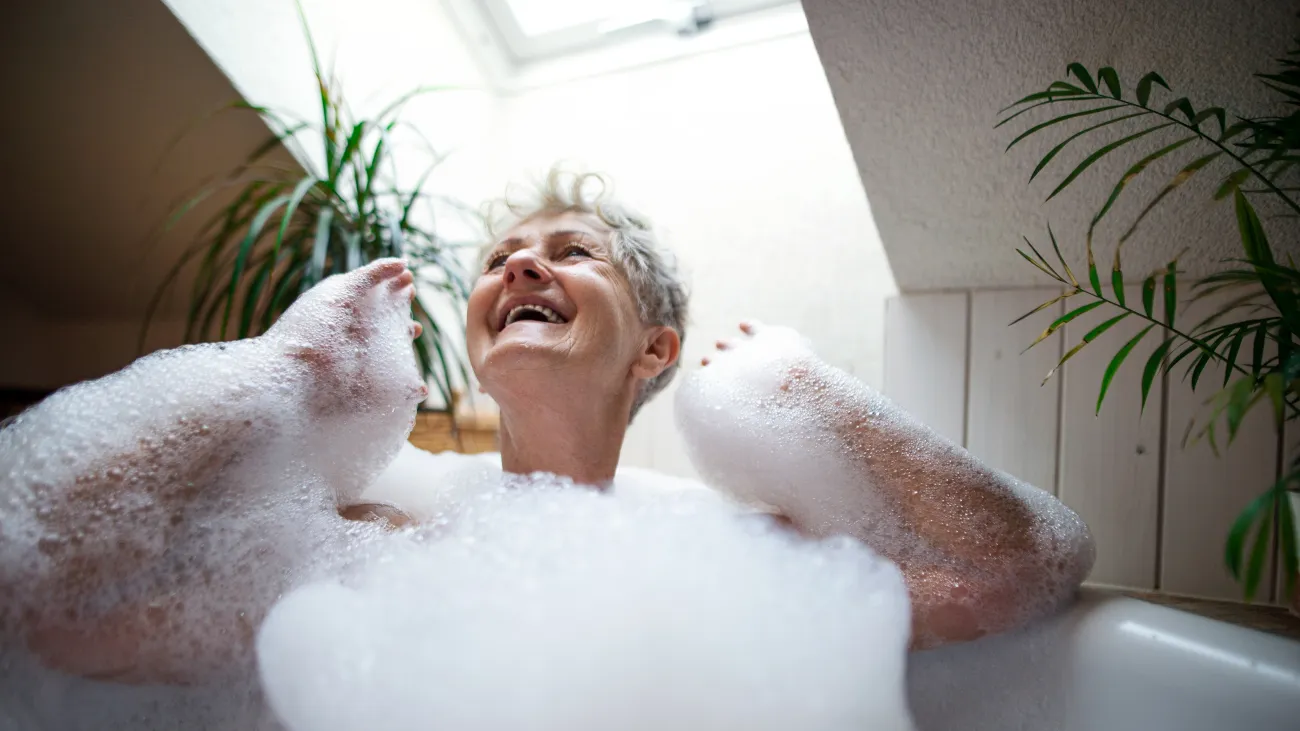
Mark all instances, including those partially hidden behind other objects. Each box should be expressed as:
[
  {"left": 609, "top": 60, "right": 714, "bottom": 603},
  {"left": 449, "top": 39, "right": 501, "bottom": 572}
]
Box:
[{"left": 479, "top": 331, "right": 575, "bottom": 372}]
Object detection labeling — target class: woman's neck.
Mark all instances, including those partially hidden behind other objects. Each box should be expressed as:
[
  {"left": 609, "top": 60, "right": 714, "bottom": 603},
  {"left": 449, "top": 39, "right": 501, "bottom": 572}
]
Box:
[{"left": 496, "top": 386, "right": 633, "bottom": 486}]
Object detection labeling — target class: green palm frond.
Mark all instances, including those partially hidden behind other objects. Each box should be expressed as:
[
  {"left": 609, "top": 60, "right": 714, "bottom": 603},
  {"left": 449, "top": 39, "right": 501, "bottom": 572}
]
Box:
[{"left": 1001, "top": 31, "right": 1300, "bottom": 600}]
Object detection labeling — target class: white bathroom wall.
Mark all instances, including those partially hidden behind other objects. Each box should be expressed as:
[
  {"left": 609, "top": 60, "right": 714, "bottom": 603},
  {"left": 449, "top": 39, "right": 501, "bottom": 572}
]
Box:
[
  {"left": 883, "top": 289, "right": 1284, "bottom": 604},
  {"left": 160, "top": 0, "right": 503, "bottom": 207},
  {"left": 497, "top": 30, "right": 896, "bottom": 477}
]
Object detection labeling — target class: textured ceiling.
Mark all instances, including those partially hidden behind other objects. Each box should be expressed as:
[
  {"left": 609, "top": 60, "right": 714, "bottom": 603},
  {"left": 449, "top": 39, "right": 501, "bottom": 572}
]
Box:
[
  {"left": 0, "top": 0, "right": 289, "bottom": 320},
  {"left": 802, "top": 0, "right": 1300, "bottom": 291}
]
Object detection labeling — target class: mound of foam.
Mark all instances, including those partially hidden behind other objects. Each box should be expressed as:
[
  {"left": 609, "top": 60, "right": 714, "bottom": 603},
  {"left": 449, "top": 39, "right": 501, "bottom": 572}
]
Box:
[
  {"left": 258, "top": 475, "right": 916, "bottom": 731},
  {"left": 0, "top": 261, "right": 424, "bottom": 727}
]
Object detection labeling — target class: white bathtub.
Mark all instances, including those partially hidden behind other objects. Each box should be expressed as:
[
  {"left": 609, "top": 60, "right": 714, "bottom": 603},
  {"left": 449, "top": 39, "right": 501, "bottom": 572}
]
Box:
[
  {"left": 908, "top": 589, "right": 1300, "bottom": 731},
  {"left": 4, "top": 590, "right": 1296, "bottom": 730}
]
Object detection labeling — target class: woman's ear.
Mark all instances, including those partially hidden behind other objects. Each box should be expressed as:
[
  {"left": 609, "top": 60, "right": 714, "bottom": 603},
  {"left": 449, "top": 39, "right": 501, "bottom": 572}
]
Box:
[{"left": 631, "top": 326, "right": 681, "bottom": 381}]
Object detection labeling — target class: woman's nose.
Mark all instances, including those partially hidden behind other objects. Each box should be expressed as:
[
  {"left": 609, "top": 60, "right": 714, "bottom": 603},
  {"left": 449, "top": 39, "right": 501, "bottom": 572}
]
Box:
[{"left": 503, "top": 250, "right": 552, "bottom": 286}]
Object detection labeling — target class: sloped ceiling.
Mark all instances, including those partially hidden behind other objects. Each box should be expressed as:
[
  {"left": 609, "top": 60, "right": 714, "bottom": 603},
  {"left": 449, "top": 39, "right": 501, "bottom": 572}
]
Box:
[
  {"left": 0, "top": 0, "right": 293, "bottom": 321},
  {"left": 802, "top": 0, "right": 1300, "bottom": 291}
]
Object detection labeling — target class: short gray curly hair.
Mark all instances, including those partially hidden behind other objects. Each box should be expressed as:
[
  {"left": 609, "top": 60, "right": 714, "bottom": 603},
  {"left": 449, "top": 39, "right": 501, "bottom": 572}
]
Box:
[{"left": 484, "top": 168, "right": 689, "bottom": 422}]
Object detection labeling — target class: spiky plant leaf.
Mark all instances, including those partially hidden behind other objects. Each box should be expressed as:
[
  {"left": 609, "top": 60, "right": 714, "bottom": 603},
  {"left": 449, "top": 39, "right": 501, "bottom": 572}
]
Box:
[
  {"left": 1097, "top": 67, "right": 1122, "bottom": 99},
  {"left": 1136, "top": 71, "right": 1169, "bottom": 108},
  {"left": 1098, "top": 325, "right": 1154, "bottom": 414},
  {"left": 1141, "top": 337, "right": 1173, "bottom": 412}
]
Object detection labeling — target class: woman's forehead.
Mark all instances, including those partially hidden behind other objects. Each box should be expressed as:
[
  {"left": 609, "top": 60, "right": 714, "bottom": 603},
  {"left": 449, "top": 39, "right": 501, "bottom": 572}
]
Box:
[{"left": 497, "top": 210, "right": 611, "bottom": 247}]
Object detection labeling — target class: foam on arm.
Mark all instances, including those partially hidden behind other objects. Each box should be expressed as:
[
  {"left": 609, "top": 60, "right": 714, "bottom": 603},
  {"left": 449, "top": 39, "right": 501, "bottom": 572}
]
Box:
[{"left": 674, "top": 324, "right": 1095, "bottom": 648}]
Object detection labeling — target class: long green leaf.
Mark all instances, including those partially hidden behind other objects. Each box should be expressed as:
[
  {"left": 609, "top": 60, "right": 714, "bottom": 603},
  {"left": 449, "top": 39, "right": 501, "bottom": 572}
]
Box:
[
  {"left": 1112, "top": 268, "right": 1127, "bottom": 307},
  {"left": 1030, "top": 112, "right": 1148, "bottom": 182},
  {"left": 1141, "top": 337, "right": 1173, "bottom": 413},
  {"left": 1097, "top": 67, "right": 1121, "bottom": 99},
  {"left": 1098, "top": 324, "right": 1154, "bottom": 414},
  {"left": 1190, "top": 349, "right": 1214, "bottom": 390},
  {"left": 997, "top": 85, "right": 1089, "bottom": 115},
  {"left": 1005, "top": 104, "right": 1126, "bottom": 151},
  {"left": 996, "top": 96, "right": 1093, "bottom": 129},
  {"left": 1215, "top": 168, "right": 1251, "bottom": 200},
  {"left": 221, "top": 193, "right": 292, "bottom": 338},
  {"left": 1048, "top": 123, "right": 1176, "bottom": 200},
  {"left": 1192, "top": 107, "right": 1228, "bottom": 138},
  {"left": 263, "top": 250, "right": 309, "bottom": 332},
  {"left": 1087, "top": 240, "right": 1103, "bottom": 295},
  {"left": 333, "top": 120, "right": 368, "bottom": 183},
  {"left": 310, "top": 206, "right": 334, "bottom": 283},
  {"left": 1164, "top": 262, "right": 1179, "bottom": 331},
  {"left": 238, "top": 255, "right": 275, "bottom": 338},
  {"left": 1142, "top": 275, "right": 1156, "bottom": 318},
  {"left": 1135, "top": 71, "right": 1169, "bottom": 108},
  {"left": 1067, "top": 63, "right": 1098, "bottom": 93},
  {"left": 274, "top": 176, "right": 320, "bottom": 263},
  {"left": 1018, "top": 247, "right": 1062, "bottom": 281},
  {"left": 1042, "top": 312, "right": 1129, "bottom": 385},
  {"left": 1168, "top": 340, "right": 1201, "bottom": 371},
  {"left": 1222, "top": 325, "right": 1251, "bottom": 387},
  {"left": 1226, "top": 487, "right": 1275, "bottom": 579},
  {"left": 1118, "top": 153, "right": 1223, "bottom": 247},
  {"left": 1091, "top": 136, "right": 1197, "bottom": 230},
  {"left": 1244, "top": 501, "right": 1274, "bottom": 601},
  {"left": 190, "top": 182, "right": 284, "bottom": 340},
  {"left": 1251, "top": 324, "right": 1268, "bottom": 381},
  {"left": 1235, "top": 188, "right": 1300, "bottom": 334},
  {"left": 1024, "top": 300, "right": 1105, "bottom": 352},
  {"left": 1048, "top": 224, "right": 1079, "bottom": 287},
  {"left": 1009, "top": 289, "right": 1075, "bottom": 326},
  {"left": 1164, "top": 97, "right": 1196, "bottom": 123}
]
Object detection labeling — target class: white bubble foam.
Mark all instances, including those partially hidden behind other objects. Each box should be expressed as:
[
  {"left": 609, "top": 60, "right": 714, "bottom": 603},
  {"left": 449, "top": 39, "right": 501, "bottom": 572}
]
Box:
[
  {"left": 0, "top": 261, "right": 424, "bottom": 727},
  {"left": 258, "top": 474, "right": 916, "bottom": 731}
]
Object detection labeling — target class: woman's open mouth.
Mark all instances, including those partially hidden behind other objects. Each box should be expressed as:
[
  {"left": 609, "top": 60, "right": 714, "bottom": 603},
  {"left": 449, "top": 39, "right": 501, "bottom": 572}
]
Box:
[{"left": 500, "top": 303, "right": 570, "bottom": 330}]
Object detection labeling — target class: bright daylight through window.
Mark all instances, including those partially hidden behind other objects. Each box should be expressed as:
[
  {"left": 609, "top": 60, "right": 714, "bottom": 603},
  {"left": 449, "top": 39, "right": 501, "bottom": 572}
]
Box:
[{"left": 477, "top": 0, "right": 793, "bottom": 61}]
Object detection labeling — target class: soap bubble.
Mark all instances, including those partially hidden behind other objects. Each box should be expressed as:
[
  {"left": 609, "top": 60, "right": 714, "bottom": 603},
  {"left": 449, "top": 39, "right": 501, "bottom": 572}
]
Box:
[{"left": 259, "top": 472, "right": 917, "bottom": 731}]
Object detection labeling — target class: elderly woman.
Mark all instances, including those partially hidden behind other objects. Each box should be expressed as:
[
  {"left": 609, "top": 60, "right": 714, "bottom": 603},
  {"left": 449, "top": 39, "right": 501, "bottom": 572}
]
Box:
[{"left": 1, "top": 171, "right": 1092, "bottom": 687}]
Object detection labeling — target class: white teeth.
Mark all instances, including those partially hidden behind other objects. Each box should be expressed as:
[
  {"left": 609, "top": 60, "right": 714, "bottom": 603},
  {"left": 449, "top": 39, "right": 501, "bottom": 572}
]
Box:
[{"left": 504, "top": 304, "right": 565, "bottom": 326}]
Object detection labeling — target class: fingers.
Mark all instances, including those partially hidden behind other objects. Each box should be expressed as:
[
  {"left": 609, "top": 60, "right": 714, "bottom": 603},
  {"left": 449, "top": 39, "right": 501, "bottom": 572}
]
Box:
[
  {"left": 411, "top": 321, "right": 423, "bottom": 339},
  {"left": 699, "top": 321, "right": 762, "bottom": 367},
  {"left": 360, "top": 258, "right": 408, "bottom": 286}
]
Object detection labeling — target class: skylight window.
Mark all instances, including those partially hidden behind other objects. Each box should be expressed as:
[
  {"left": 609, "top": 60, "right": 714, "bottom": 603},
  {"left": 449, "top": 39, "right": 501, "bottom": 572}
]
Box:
[{"left": 476, "top": 0, "right": 794, "bottom": 63}]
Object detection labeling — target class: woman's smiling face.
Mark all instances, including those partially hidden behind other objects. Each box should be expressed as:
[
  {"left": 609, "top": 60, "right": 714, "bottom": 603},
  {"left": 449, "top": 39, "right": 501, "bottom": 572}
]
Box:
[{"left": 466, "top": 210, "right": 652, "bottom": 401}]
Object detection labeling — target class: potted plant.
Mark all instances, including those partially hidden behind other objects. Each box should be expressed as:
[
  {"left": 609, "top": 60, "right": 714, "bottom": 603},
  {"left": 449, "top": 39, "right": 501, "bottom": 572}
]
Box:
[
  {"left": 998, "top": 29, "right": 1300, "bottom": 609},
  {"left": 142, "top": 4, "right": 473, "bottom": 413}
]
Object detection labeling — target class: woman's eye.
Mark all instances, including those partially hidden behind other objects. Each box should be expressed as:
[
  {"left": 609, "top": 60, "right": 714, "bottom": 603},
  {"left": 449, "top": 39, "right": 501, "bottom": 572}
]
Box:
[
  {"left": 485, "top": 253, "right": 508, "bottom": 271},
  {"left": 563, "top": 245, "right": 591, "bottom": 259}
]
